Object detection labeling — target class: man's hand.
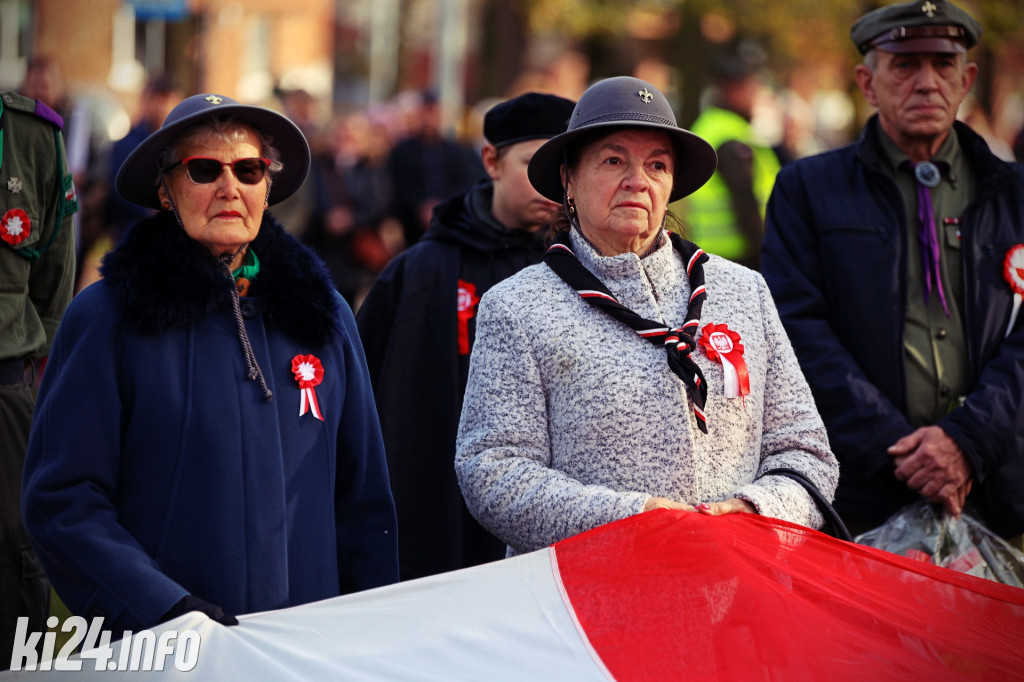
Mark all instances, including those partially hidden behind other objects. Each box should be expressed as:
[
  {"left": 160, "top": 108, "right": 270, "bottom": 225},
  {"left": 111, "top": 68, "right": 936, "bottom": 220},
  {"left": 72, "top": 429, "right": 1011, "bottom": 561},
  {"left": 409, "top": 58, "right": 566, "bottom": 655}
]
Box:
[{"left": 888, "top": 426, "right": 972, "bottom": 516}]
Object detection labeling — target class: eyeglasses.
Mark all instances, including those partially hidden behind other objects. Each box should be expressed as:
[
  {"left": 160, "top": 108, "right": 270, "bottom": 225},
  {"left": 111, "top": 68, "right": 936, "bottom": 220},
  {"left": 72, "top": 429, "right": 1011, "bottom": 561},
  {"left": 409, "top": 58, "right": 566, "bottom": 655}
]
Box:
[{"left": 162, "top": 156, "right": 271, "bottom": 185}]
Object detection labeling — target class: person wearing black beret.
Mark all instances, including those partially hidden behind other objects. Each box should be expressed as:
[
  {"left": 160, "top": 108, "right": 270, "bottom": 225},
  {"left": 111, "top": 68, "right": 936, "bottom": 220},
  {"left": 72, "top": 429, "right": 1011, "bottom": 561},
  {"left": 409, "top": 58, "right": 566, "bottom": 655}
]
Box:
[
  {"left": 357, "top": 92, "right": 575, "bottom": 580},
  {"left": 763, "top": 0, "right": 1024, "bottom": 547}
]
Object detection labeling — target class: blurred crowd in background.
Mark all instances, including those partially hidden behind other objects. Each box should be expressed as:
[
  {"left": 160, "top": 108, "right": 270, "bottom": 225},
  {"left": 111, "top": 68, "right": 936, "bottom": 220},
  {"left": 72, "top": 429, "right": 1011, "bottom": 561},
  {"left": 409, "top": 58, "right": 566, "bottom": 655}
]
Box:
[{"left": 16, "top": 46, "right": 1024, "bottom": 309}]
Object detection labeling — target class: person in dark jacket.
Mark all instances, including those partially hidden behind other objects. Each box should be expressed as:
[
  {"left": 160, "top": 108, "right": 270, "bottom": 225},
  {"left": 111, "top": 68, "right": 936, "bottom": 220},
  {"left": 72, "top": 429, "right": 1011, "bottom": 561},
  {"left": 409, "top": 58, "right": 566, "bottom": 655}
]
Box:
[
  {"left": 104, "top": 74, "right": 182, "bottom": 239},
  {"left": 357, "top": 92, "right": 575, "bottom": 580},
  {"left": 21, "top": 93, "right": 399, "bottom": 634},
  {"left": 386, "top": 90, "right": 485, "bottom": 247},
  {"left": 762, "top": 0, "right": 1024, "bottom": 546}
]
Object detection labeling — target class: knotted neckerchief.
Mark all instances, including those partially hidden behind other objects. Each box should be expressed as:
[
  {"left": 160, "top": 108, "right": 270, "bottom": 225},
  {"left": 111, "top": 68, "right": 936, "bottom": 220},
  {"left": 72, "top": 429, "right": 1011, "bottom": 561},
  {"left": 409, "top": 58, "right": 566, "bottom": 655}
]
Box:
[
  {"left": 900, "top": 159, "right": 950, "bottom": 317},
  {"left": 543, "top": 229, "right": 710, "bottom": 433}
]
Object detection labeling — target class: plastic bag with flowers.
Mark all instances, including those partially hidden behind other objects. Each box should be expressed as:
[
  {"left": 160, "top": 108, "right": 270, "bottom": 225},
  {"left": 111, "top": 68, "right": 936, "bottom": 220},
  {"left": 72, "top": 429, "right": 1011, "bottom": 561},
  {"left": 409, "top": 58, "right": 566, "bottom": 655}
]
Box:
[{"left": 855, "top": 500, "right": 1024, "bottom": 588}]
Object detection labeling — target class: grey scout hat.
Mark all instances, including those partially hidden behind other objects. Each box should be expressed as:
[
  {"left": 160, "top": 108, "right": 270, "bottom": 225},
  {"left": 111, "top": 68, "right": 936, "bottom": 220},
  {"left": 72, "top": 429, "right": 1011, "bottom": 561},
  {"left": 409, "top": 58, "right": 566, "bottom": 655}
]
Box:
[
  {"left": 527, "top": 76, "right": 718, "bottom": 203},
  {"left": 116, "top": 93, "right": 311, "bottom": 211},
  {"left": 851, "top": 0, "right": 982, "bottom": 55}
]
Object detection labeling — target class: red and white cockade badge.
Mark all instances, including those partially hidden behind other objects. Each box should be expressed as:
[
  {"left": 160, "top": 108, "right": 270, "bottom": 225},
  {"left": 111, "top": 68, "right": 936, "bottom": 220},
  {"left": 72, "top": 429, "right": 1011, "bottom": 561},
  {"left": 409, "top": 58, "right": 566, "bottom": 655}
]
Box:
[
  {"left": 456, "top": 279, "right": 480, "bottom": 356},
  {"left": 699, "top": 323, "right": 750, "bottom": 399},
  {"left": 1, "top": 208, "right": 30, "bottom": 246},
  {"left": 291, "top": 354, "right": 324, "bottom": 421},
  {"left": 1004, "top": 244, "right": 1024, "bottom": 338}
]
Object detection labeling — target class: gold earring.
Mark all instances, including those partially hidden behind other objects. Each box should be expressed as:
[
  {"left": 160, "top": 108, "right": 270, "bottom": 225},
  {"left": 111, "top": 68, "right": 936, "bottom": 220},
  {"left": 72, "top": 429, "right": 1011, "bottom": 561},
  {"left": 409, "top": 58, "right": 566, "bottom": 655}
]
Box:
[
  {"left": 161, "top": 200, "right": 171, "bottom": 210},
  {"left": 567, "top": 197, "right": 577, "bottom": 216}
]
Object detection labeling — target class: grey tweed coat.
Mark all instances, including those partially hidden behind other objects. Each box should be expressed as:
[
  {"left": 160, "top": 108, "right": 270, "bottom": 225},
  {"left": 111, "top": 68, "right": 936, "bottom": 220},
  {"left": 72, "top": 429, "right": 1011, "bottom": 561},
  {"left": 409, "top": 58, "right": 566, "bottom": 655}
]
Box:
[{"left": 455, "top": 227, "right": 838, "bottom": 555}]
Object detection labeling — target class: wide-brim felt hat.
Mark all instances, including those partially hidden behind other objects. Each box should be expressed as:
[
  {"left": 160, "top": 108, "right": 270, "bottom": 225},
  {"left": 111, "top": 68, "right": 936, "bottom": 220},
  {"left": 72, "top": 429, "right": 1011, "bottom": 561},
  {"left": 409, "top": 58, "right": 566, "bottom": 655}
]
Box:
[
  {"left": 528, "top": 76, "right": 717, "bottom": 203},
  {"left": 116, "top": 93, "right": 310, "bottom": 210}
]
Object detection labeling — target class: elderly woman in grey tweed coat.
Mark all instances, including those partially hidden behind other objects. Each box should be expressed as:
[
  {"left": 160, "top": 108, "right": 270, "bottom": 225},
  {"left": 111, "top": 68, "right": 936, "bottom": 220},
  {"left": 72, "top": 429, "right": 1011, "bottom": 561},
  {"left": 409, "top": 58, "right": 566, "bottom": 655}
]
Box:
[{"left": 454, "top": 77, "right": 838, "bottom": 556}]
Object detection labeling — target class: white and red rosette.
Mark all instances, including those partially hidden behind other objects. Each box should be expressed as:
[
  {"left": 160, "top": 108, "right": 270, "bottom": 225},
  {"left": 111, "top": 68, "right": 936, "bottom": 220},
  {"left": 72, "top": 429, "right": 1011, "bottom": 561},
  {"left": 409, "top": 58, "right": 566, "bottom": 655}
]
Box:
[
  {"left": 291, "top": 354, "right": 325, "bottom": 421},
  {"left": 698, "top": 322, "right": 750, "bottom": 399},
  {"left": 1004, "top": 244, "right": 1024, "bottom": 337},
  {"left": 1, "top": 208, "right": 31, "bottom": 246},
  {"left": 456, "top": 279, "right": 480, "bottom": 356}
]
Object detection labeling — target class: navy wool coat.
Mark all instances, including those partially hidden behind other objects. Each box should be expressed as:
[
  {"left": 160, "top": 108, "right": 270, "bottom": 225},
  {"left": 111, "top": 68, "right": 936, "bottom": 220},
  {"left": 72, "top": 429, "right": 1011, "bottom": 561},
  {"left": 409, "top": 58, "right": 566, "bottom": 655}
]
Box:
[{"left": 22, "top": 211, "right": 398, "bottom": 632}]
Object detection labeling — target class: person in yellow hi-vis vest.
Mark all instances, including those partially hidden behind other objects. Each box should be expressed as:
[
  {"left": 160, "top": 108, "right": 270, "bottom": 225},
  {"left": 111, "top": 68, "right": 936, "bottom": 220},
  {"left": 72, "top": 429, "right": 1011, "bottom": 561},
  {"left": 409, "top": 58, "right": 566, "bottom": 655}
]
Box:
[{"left": 674, "top": 54, "right": 781, "bottom": 270}]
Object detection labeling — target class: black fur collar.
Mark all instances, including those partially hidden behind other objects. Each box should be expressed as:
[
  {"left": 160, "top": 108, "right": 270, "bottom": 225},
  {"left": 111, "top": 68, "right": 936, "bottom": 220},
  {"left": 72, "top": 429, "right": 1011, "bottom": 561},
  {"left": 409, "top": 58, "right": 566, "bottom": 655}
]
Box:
[{"left": 101, "top": 211, "right": 340, "bottom": 347}]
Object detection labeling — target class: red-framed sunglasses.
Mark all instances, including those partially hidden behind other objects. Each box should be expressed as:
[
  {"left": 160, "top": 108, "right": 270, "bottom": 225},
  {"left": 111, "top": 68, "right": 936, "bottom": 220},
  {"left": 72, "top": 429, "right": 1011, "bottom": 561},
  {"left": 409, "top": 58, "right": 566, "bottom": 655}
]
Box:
[{"left": 162, "top": 156, "right": 271, "bottom": 185}]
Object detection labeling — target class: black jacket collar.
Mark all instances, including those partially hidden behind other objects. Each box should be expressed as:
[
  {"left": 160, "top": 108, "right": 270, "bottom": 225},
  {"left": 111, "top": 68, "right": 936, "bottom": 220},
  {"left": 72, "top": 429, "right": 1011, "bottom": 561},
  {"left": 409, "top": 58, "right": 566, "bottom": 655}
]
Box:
[{"left": 101, "top": 211, "right": 340, "bottom": 346}]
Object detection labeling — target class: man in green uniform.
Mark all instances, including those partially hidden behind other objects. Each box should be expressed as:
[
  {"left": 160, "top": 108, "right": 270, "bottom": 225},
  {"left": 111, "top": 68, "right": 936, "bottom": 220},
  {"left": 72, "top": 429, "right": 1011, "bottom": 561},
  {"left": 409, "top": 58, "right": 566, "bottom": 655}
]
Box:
[{"left": 0, "top": 89, "right": 77, "bottom": 670}]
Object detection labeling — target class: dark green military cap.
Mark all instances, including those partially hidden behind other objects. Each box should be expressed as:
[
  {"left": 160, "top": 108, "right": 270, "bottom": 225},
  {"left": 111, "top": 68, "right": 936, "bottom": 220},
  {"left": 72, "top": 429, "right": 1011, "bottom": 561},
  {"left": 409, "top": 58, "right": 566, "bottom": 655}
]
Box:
[{"left": 851, "top": 0, "right": 982, "bottom": 55}]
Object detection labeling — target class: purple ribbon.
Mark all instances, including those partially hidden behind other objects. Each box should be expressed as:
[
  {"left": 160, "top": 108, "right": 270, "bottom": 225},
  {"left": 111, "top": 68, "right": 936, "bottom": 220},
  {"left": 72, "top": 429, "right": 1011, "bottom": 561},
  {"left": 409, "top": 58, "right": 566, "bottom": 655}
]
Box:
[{"left": 905, "top": 162, "right": 950, "bottom": 317}]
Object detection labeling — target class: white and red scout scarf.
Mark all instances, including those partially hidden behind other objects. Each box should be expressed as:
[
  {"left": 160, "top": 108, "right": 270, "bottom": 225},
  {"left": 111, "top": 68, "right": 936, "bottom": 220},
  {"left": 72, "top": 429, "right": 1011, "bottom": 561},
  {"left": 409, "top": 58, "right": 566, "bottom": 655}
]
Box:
[{"left": 543, "top": 230, "right": 711, "bottom": 434}]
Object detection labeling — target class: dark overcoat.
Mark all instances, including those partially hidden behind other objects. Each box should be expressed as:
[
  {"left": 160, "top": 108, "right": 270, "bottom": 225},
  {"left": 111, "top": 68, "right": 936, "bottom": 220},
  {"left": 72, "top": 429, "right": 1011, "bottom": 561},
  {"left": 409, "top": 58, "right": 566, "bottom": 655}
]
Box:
[
  {"left": 22, "top": 212, "right": 398, "bottom": 631},
  {"left": 357, "top": 181, "right": 542, "bottom": 579}
]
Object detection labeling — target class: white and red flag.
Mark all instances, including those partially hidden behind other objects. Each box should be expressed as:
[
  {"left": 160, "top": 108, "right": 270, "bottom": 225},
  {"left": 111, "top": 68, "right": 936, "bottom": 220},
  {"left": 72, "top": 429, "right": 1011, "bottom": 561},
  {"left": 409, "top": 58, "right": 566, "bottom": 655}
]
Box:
[{"left": 29, "top": 511, "right": 1024, "bottom": 680}]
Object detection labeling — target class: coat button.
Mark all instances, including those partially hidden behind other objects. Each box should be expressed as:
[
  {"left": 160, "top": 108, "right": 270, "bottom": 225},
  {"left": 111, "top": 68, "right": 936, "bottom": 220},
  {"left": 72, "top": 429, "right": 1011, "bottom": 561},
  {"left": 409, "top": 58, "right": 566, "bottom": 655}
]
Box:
[
  {"left": 935, "top": 328, "right": 948, "bottom": 340},
  {"left": 240, "top": 300, "right": 258, "bottom": 318},
  {"left": 940, "top": 386, "right": 951, "bottom": 398}
]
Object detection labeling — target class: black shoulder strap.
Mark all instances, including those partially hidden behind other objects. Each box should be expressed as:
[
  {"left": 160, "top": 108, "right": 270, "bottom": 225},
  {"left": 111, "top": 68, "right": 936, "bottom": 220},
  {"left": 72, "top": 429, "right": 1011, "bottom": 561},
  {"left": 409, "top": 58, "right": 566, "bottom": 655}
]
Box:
[{"left": 764, "top": 467, "right": 852, "bottom": 541}]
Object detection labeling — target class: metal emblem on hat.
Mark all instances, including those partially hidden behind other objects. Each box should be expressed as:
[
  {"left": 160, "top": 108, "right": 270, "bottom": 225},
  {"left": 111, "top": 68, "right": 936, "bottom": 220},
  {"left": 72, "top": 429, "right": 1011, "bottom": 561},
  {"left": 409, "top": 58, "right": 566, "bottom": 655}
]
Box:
[
  {"left": 915, "top": 161, "right": 941, "bottom": 188},
  {"left": 921, "top": 1, "right": 938, "bottom": 17},
  {"left": 204, "top": 95, "right": 223, "bottom": 105},
  {"left": 638, "top": 88, "right": 653, "bottom": 104},
  {"left": 7, "top": 177, "right": 22, "bottom": 195}
]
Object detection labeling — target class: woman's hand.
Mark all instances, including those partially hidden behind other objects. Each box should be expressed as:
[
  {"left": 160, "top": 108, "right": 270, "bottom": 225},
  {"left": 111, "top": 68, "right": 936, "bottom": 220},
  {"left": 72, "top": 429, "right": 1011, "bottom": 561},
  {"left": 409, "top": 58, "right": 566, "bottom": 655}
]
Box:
[
  {"left": 695, "top": 498, "right": 756, "bottom": 516},
  {"left": 643, "top": 496, "right": 756, "bottom": 515},
  {"left": 643, "top": 496, "right": 696, "bottom": 512}
]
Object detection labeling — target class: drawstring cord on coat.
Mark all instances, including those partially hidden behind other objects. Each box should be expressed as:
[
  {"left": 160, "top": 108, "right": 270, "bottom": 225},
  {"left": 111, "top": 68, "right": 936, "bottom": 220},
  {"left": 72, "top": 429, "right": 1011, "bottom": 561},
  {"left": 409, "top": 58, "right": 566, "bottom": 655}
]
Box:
[{"left": 218, "top": 250, "right": 273, "bottom": 401}]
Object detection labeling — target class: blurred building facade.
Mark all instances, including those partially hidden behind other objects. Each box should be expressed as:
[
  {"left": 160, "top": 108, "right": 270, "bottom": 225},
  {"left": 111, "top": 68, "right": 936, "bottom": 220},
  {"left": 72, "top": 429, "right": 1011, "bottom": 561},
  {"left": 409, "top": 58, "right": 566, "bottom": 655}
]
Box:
[
  {"left": 0, "top": 0, "right": 335, "bottom": 119},
  {"left": 0, "top": 0, "right": 497, "bottom": 136}
]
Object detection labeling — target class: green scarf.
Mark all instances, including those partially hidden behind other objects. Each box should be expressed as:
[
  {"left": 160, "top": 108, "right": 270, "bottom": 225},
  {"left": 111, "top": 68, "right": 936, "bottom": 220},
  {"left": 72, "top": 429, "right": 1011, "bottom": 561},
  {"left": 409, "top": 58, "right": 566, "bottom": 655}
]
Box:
[{"left": 232, "top": 248, "right": 260, "bottom": 282}]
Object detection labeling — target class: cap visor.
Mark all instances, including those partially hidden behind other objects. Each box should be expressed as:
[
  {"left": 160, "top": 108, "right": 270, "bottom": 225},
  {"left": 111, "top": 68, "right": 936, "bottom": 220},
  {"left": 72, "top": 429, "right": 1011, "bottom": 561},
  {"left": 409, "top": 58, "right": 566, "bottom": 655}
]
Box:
[{"left": 877, "top": 37, "right": 966, "bottom": 54}]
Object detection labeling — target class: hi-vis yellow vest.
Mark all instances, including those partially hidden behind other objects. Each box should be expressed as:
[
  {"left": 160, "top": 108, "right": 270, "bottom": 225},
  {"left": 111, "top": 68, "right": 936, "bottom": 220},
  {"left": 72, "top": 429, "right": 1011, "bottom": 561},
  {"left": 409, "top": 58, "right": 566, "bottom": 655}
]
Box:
[{"left": 673, "top": 107, "right": 780, "bottom": 261}]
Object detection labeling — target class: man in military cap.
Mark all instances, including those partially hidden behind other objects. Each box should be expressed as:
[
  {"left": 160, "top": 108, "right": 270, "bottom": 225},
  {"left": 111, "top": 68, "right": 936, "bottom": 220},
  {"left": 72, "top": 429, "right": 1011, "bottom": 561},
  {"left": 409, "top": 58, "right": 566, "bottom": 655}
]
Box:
[
  {"left": 762, "top": 0, "right": 1024, "bottom": 544},
  {"left": 0, "top": 89, "right": 77, "bottom": 668},
  {"left": 357, "top": 92, "right": 575, "bottom": 580}
]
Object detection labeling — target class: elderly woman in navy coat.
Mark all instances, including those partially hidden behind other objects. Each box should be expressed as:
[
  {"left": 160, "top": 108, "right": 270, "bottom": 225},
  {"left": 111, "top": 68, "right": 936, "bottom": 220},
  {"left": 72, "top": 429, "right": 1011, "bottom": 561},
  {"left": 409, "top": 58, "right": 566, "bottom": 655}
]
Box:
[{"left": 21, "top": 94, "right": 398, "bottom": 631}]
